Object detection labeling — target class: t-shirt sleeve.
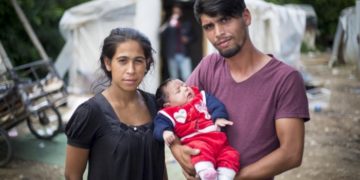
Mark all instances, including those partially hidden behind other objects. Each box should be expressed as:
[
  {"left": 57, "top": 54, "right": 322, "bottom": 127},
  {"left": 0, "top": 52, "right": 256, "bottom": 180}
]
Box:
[
  {"left": 65, "top": 102, "right": 97, "bottom": 149},
  {"left": 276, "top": 71, "right": 310, "bottom": 121}
]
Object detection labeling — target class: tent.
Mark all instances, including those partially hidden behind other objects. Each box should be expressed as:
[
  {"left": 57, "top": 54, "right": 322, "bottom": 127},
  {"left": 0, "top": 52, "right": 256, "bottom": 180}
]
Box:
[
  {"left": 55, "top": 0, "right": 161, "bottom": 94},
  {"left": 329, "top": 0, "right": 360, "bottom": 77}
]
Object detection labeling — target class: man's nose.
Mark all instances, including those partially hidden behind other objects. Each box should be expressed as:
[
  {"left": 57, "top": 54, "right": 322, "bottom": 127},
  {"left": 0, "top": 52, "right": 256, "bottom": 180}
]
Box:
[{"left": 215, "top": 25, "right": 225, "bottom": 37}]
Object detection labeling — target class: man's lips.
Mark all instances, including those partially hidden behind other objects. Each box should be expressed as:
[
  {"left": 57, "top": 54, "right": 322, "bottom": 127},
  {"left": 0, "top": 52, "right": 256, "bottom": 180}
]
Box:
[{"left": 216, "top": 38, "right": 231, "bottom": 48}]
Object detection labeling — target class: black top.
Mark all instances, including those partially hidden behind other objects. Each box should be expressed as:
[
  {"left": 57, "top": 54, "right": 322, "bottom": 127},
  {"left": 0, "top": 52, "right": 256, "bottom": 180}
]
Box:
[{"left": 65, "top": 90, "right": 165, "bottom": 180}]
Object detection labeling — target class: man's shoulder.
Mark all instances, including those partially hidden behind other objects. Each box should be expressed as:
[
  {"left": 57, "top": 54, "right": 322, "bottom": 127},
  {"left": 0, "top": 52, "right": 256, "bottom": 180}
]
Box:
[
  {"left": 269, "top": 56, "right": 299, "bottom": 75},
  {"left": 201, "top": 53, "right": 224, "bottom": 65}
]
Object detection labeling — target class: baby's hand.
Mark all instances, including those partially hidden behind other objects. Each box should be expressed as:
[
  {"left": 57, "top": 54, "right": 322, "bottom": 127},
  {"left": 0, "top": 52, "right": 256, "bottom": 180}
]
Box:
[
  {"left": 215, "top": 118, "right": 233, "bottom": 127},
  {"left": 163, "top": 130, "right": 176, "bottom": 146}
]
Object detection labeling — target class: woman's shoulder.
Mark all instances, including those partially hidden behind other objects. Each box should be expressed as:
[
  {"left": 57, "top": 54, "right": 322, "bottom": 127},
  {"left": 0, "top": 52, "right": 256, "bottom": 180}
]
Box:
[{"left": 138, "top": 89, "right": 158, "bottom": 116}]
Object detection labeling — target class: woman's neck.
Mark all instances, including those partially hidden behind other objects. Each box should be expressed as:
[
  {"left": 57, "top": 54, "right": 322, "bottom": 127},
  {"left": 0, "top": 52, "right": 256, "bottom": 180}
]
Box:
[{"left": 102, "top": 85, "right": 139, "bottom": 106}]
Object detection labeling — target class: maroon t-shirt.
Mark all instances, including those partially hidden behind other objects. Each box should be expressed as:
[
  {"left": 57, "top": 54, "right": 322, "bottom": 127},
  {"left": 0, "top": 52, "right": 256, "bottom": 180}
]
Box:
[{"left": 187, "top": 53, "right": 309, "bottom": 169}]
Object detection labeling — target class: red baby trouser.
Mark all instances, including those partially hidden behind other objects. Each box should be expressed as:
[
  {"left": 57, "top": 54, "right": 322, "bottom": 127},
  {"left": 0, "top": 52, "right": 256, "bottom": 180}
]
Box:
[{"left": 182, "top": 131, "right": 240, "bottom": 172}]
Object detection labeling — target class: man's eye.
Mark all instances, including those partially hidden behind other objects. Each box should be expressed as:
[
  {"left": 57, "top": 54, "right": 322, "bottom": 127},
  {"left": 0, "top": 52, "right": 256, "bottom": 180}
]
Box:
[
  {"left": 203, "top": 24, "right": 213, "bottom": 31},
  {"left": 220, "top": 17, "right": 229, "bottom": 23}
]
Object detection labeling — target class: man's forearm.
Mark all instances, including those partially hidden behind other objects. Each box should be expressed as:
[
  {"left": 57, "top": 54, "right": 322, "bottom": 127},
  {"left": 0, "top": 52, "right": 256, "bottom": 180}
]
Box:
[{"left": 237, "top": 146, "right": 302, "bottom": 179}]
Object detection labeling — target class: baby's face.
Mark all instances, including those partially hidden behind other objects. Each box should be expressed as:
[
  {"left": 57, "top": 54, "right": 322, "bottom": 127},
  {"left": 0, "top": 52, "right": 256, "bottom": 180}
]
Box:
[{"left": 164, "top": 79, "right": 195, "bottom": 107}]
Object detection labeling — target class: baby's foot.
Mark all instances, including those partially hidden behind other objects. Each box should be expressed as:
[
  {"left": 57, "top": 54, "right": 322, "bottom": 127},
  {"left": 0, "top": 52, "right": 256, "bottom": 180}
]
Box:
[{"left": 199, "top": 168, "right": 217, "bottom": 180}]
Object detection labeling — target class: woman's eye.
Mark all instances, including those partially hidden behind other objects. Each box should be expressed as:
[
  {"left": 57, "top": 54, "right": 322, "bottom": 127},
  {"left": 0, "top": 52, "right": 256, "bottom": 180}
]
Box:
[
  {"left": 135, "top": 58, "right": 146, "bottom": 64},
  {"left": 118, "top": 58, "right": 127, "bottom": 63}
]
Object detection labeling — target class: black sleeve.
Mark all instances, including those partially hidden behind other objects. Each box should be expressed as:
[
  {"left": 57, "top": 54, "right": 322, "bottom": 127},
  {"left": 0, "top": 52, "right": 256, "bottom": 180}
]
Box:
[{"left": 65, "top": 101, "right": 98, "bottom": 149}]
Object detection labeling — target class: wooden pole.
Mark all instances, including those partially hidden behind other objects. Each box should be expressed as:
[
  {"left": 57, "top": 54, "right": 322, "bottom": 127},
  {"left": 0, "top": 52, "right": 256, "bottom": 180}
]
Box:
[{"left": 10, "top": 0, "right": 50, "bottom": 61}]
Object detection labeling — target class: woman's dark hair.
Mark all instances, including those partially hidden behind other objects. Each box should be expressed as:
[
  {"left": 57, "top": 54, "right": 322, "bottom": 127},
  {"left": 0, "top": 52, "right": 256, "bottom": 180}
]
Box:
[
  {"left": 100, "top": 27, "right": 155, "bottom": 80},
  {"left": 155, "top": 78, "right": 173, "bottom": 109},
  {"left": 194, "top": 0, "right": 246, "bottom": 23}
]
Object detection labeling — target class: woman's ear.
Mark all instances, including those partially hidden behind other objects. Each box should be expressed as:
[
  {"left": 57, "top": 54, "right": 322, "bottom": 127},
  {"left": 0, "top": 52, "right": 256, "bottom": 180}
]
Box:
[
  {"left": 163, "top": 102, "right": 170, "bottom": 107},
  {"left": 104, "top": 57, "right": 112, "bottom": 71}
]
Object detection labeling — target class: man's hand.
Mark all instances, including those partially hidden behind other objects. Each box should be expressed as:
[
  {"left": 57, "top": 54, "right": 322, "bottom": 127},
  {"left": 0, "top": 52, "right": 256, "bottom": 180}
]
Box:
[
  {"left": 169, "top": 139, "right": 200, "bottom": 177},
  {"left": 163, "top": 131, "right": 176, "bottom": 146}
]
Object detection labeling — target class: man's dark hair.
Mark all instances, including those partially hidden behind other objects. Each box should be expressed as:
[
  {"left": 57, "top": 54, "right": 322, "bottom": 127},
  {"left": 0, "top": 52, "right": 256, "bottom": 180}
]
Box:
[
  {"left": 193, "top": 0, "right": 247, "bottom": 23},
  {"left": 155, "top": 78, "right": 173, "bottom": 109}
]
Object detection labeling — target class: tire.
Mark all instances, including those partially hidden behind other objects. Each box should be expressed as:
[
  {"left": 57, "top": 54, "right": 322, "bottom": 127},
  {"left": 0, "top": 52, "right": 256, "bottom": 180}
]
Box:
[
  {"left": 0, "top": 128, "right": 12, "bottom": 167},
  {"left": 27, "top": 105, "right": 62, "bottom": 140}
]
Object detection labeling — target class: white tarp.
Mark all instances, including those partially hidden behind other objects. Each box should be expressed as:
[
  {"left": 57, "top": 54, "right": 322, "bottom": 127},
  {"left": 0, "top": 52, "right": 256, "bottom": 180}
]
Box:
[
  {"left": 207, "top": 0, "right": 306, "bottom": 70},
  {"left": 329, "top": 1, "right": 360, "bottom": 72},
  {"left": 55, "top": 0, "right": 161, "bottom": 94},
  {"left": 357, "top": 0, "right": 360, "bottom": 76}
]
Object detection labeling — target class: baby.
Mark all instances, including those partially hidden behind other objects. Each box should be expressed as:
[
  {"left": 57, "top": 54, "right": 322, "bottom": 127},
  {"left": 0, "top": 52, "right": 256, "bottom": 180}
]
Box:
[{"left": 154, "top": 79, "right": 240, "bottom": 180}]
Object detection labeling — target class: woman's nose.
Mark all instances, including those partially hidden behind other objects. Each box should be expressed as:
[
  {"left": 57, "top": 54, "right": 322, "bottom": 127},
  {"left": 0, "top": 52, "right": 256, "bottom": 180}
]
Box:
[{"left": 126, "top": 63, "right": 135, "bottom": 74}]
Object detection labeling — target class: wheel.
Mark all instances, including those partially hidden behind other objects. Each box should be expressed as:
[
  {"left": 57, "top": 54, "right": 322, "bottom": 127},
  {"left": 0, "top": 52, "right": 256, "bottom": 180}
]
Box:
[
  {"left": 27, "top": 105, "right": 62, "bottom": 140},
  {"left": 0, "top": 128, "right": 12, "bottom": 167}
]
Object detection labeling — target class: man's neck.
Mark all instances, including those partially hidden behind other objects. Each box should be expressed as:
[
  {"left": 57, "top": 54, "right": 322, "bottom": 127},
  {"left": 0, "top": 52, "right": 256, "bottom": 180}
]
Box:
[{"left": 226, "top": 44, "right": 271, "bottom": 83}]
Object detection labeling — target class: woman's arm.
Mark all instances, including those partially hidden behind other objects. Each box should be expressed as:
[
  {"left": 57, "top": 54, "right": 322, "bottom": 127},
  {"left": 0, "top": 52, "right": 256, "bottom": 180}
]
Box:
[{"left": 65, "top": 145, "right": 89, "bottom": 180}]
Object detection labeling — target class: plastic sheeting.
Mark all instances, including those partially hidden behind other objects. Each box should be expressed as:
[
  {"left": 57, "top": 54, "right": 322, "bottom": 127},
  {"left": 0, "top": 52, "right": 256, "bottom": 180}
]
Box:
[
  {"left": 329, "top": 1, "right": 360, "bottom": 73},
  {"left": 55, "top": 0, "right": 161, "bottom": 94}
]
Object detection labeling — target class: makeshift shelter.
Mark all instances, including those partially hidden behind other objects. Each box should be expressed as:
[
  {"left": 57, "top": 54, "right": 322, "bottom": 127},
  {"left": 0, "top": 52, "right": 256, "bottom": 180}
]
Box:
[
  {"left": 56, "top": 0, "right": 311, "bottom": 93},
  {"left": 55, "top": 0, "right": 161, "bottom": 94},
  {"left": 329, "top": 0, "right": 360, "bottom": 77}
]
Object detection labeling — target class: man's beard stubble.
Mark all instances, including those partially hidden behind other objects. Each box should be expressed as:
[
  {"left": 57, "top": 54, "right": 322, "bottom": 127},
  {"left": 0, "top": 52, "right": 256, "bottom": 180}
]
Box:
[{"left": 218, "top": 44, "right": 241, "bottom": 58}]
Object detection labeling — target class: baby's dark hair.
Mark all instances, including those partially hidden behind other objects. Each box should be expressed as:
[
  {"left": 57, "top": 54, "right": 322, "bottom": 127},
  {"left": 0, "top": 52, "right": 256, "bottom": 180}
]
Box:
[{"left": 155, "top": 78, "right": 174, "bottom": 109}]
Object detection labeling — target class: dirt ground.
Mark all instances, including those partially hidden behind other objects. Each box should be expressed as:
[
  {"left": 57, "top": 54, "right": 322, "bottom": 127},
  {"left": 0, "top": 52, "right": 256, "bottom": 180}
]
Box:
[{"left": 1, "top": 52, "right": 360, "bottom": 180}]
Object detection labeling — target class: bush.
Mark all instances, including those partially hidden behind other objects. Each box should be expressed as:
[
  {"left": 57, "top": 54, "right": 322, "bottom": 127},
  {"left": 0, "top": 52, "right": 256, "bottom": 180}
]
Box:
[{"left": 0, "top": 0, "right": 88, "bottom": 66}]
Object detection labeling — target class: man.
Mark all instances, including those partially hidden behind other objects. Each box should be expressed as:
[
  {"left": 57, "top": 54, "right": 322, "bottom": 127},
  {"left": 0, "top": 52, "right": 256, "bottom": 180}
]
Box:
[
  {"left": 160, "top": 3, "right": 193, "bottom": 81},
  {"left": 170, "top": 0, "right": 310, "bottom": 179}
]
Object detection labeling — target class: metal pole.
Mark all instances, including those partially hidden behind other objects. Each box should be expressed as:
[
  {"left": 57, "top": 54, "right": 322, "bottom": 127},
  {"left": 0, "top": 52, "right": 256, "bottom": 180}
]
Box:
[
  {"left": 0, "top": 41, "right": 13, "bottom": 70},
  {"left": 10, "top": 0, "right": 50, "bottom": 61}
]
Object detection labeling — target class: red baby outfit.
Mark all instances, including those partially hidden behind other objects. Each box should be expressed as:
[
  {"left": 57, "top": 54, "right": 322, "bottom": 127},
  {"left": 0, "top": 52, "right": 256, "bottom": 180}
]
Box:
[{"left": 159, "top": 87, "right": 240, "bottom": 172}]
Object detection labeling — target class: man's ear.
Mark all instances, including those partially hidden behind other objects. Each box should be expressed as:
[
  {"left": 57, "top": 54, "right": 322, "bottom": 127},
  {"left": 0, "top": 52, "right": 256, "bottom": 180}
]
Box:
[{"left": 242, "top": 8, "right": 251, "bottom": 26}]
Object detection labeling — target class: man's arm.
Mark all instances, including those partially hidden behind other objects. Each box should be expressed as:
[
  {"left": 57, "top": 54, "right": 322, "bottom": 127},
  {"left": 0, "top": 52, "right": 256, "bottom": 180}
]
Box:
[
  {"left": 236, "top": 118, "right": 305, "bottom": 179},
  {"left": 169, "top": 138, "right": 200, "bottom": 177}
]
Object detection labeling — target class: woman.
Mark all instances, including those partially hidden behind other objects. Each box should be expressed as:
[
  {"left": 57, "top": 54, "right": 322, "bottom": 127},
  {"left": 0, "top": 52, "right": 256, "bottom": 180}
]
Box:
[{"left": 64, "top": 27, "right": 165, "bottom": 180}]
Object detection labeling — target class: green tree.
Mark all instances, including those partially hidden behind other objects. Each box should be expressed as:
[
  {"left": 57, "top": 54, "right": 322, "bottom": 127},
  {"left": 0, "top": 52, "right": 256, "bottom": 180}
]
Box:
[
  {"left": 0, "top": 0, "right": 88, "bottom": 66},
  {"left": 265, "top": 0, "right": 355, "bottom": 50}
]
